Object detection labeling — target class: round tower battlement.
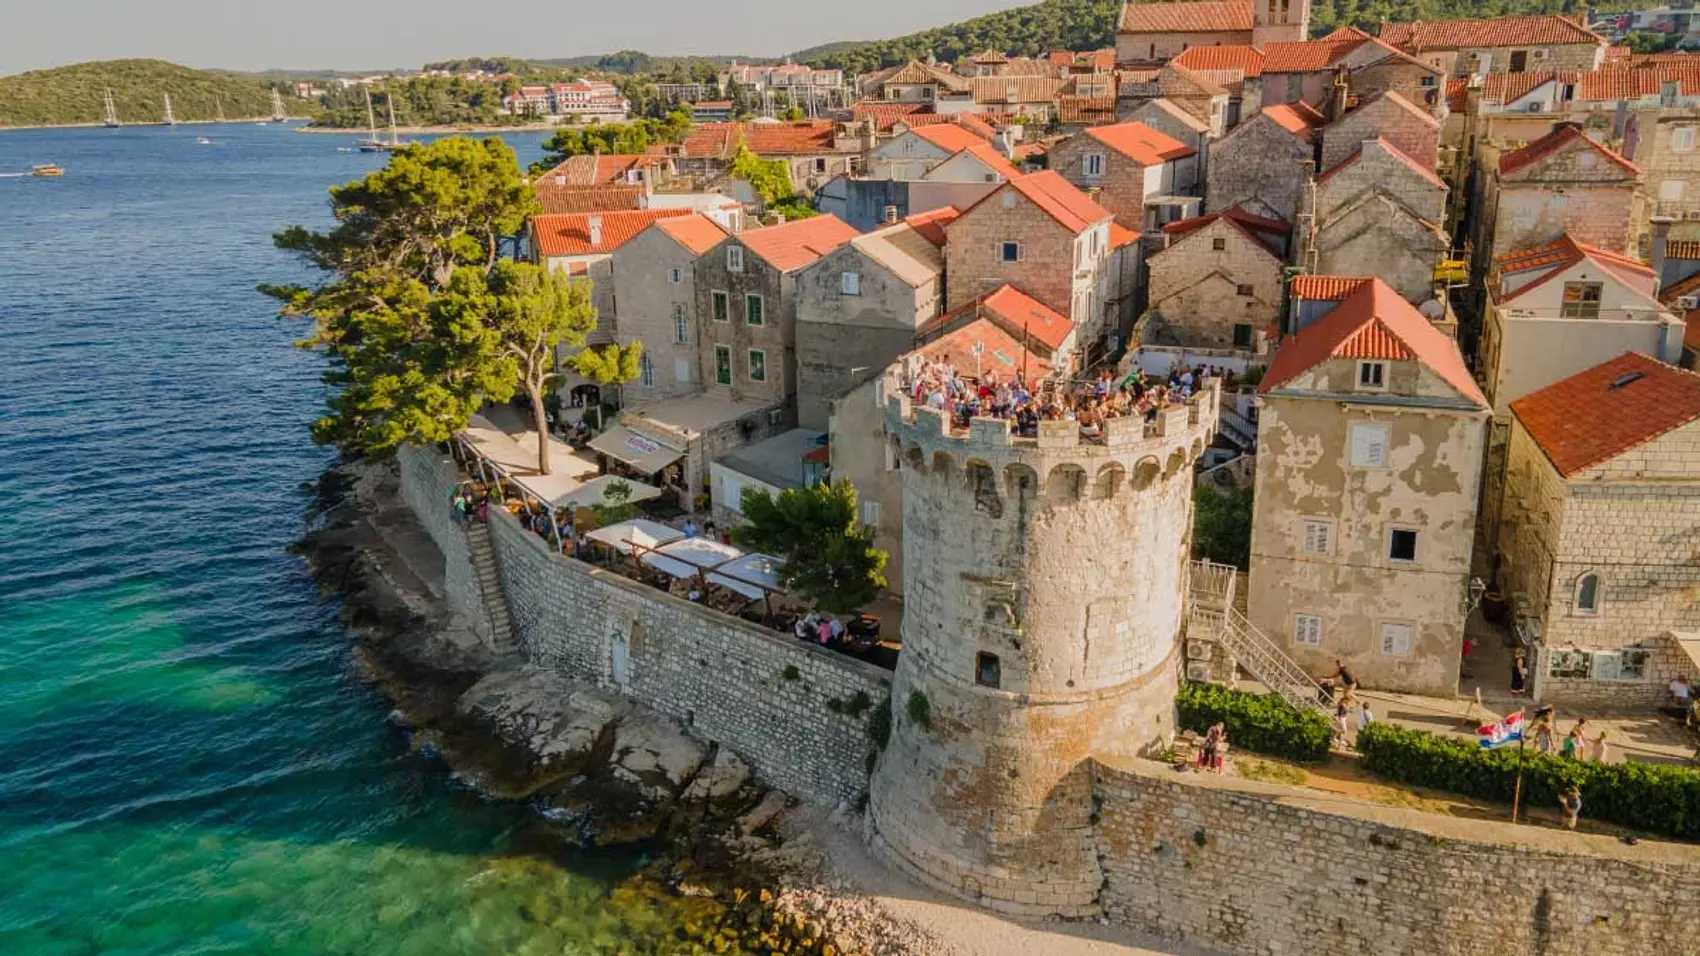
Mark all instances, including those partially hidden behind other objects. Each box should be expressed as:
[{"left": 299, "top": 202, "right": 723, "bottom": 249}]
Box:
[{"left": 868, "top": 380, "right": 1217, "bottom": 918}]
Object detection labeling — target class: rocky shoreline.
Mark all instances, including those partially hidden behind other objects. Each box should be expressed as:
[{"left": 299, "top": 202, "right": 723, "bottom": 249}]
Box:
[{"left": 293, "top": 458, "right": 927, "bottom": 956}]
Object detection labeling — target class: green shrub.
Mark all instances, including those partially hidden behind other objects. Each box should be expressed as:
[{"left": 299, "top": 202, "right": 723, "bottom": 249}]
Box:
[
  {"left": 1357, "top": 721, "right": 1700, "bottom": 840},
  {"left": 845, "top": 690, "right": 873, "bottom": 718},
  {"left": 1175, "top": 682, "right": 1332, "bottom": 763},
  {"left": 867, "top": 696, "right": 892, "bottom": 749},
  {"left": 906, "top": 690, "right": 931, "bottom": 731}
]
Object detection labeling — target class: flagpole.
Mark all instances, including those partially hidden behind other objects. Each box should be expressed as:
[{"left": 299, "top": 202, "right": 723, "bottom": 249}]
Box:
[{"left": 1510, "top": 708, "right": 1526, "bottom": 824}]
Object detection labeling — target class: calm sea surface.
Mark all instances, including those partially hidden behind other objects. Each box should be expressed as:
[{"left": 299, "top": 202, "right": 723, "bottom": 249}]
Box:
[{"left": 0, "top": 125, "right": 692, "bottom": 955}]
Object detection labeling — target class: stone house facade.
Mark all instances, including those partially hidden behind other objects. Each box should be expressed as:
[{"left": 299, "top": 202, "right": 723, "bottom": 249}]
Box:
[
  {"left": 1320, "top": 90, "right": 1441, "bottom": 171},
  {"left": 1623, "top": 109, "right": 1700, "bottom": 250},
  {"left": 694, "top": 215, "right": 860, "bottom": 407},
  {"left": 795, "top": 217, "right": 946, "bottom": 429},
  {"left": 864, "top": 123, "right": 988, "bottom": 180},
  {"left": 1206, "top": 103, "right": 1323, "bottom": 222},
  {"left": 1116, "top": 63, "right": 1231, "bottom": 136},
  {"left": 943, "top": 170, "right": 1116, "bottom": 353},
  {"left": 1496, "top": 353, "right": 1700, "bottom": 704},
  {"left": 1141, "top": 208, "right": 1287, "bottom": 361},
  {"left": 608, "top": 215, "right": 728, "bottom": 404},
  {"left": 1249, "top": 279, "right": 1489, "bottom": 696},
  {"left": 1049, "top": 121, "right": 1200, "bottom": 229},
  {"left": 1307, "top": 138, "right": 1450, "bottom": 303},
  {"left": 1125, "top": 98, "right": 1213, "bottom": 180},
  {"left": 1376, "top": 15, "right": 1607, "bottom": 77}
]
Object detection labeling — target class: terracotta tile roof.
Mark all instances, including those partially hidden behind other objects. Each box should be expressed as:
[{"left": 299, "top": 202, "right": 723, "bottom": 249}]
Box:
[
  {"left": 1317, "top": 137, "right": 1448, "bottom": 190},
  {"left": 1493, "top": 233, "right": 1655, "bottom": 303},
  {"left": 980, "top": 284, "right": 1075, "bottom": 351},
  {"left": 1575, "top": 63, "right": 1700, "bottom": 101},
  {"left": 895, "top": 113, "right": 999, "bottom": 140},
  {"left": 851, "top": 101, "right": 931, "bottom": 131},
  {"left": 532, "top": 208, "right": 694, "bottom": 258},
  {"left": 1109, "top": 222, "right": 1140, "bottom": 250},
  {"left": 1057, "top": 95, "right": 1119, "bottom": 126},
  {"left": 1012, "top": 140, "right": 1052, "bottom": 161},
  {"left": 735, "top": 214, "right": 859, "bottom": 273},
  {"left": 1258, "top": 102, "right": 1327, "bottom": 142},
  {"left": 1261, "top": 278, "right": 1485, "bottom": 406},
  {"left": 881, "top": 60, "right": 970, "bottom": 92},
  {"left": 1119, "top": 0, "right": 1253, "bottom": 33},
  {"left": 954, "top": 142, "right": 1023, "bottom": 180},
  {"left": 1607, "top": 45, "right": 1633, "bottom": 62},
  {"left": 1135, "top": 97, "right": 1211, "bottom": 133},
  {"left": 1378, "top": 14, "right": 1602, "bottom": 51},
  {"left": 653, "top": 214, "right": 728, "bottom": 255},
  {"left": 1478, "top": 70, "right": 1570, "bottom": 105},
  {"left": 1261, "top": 33, "right": 1372, "bottom": 74},
  {"left": 1666, "top": 240, "right": 1700, "bottom": 261},
  {"left": 1445, "top": 77, "right": 1468, "bottom": 112},
  {"left": 1002, "top": 170, "right": 1113, "bottom": 233},
  {"left": 1511, "top": 352, "right": 1700, "bottom": 477},
  {"left": 1498, "top": 123, "right": 1639, "bottom": 176},
  {"left": 536, "top": 153, "right": 664, "bottom": 187},
  {"left": 1172, "top": 45, "right": 1265, "bottom": 77},
  {"left": 970, "top": 76, "right": 1064, "bottom": 105},
  {"left": 972, "top": 49, "right": 1008, "bottom": 64},
  {"left": 1084, "top": 121, "right": 1196, "bottom": 165},
  {"left": 903, "top": 206, "right": 960, "bottom": 247},
  {"left": 536, "top": 184, "right": 646, "bottom": 214},
  {"left": 910, "top": 123, "right": 989, "bottom": 153},
  {"left": 743, "top": 120, "right": 844, "bottom": 155},
  {"left": 918, "top": 315, "right": 1053, "bottom": 380},
  {"left": 1290, "top": 275, "right": 1372, "bottom": 301}
]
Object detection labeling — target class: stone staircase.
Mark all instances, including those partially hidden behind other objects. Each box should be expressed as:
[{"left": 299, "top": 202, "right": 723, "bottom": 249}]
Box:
[
  {"left": 1217, "top": 405, "right": 1257, "bottom": 451},
  {"left": 465, "top": 521, "right": 516, "bottom": 655},
  {"left": 1186, "top": 560, "right": 1328, "bottom": 715}
]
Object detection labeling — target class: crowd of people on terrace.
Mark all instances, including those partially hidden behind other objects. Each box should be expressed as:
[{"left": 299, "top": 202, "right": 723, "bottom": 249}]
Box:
[{"left": 903, "top": 358, "right": 1229, "bottom": 440}]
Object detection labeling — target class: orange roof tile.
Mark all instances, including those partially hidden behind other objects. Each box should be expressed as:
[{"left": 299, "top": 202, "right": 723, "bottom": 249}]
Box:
[
  {"left": 1163, "top": 205, "right": 1289, "bottom": 255},
  {"left": 954, "top": 142, "right": 1023, "bottom": 180},
  {"left": 1511, "top": 352, "right": 1700, "bottom": 477},
  {"left": 1607, "top": 44, "right": 1633, "bottom": 62},
  {"left": 1317, "top": 137, "right": 1448, "bottom": 190},
  {"left": 904, "top": 206, "right": 961, "bottom": 247},
  {"left": 918, "top": 316, "right": 1054, "bottom": 380},
  {"left": 1379, "top": 14, "right": 1601, "bottom": 50},
  {"left": 1493, "top": 234, "right": 1655, "bottom": 303},
  {"left": 1109, "top": 222, "right": 1140, "bottom": 250},
  {"left": 1261, "top": 278, "right": 1485, "bottom": 406},
  {"left": 1479, "top": 70, "right": 1570, "bottom": 106},
  {"left": 535, "top": 184, "right": 646, "bottom": 214},
  {"left": 1445, "top": 77, "right": 1469, "bottom": 112},
  {"left": 653, "top": 214, "right": 728, "bottom": 255},
  {"left": 1259, "top": 102, "right": 1327, "bottom": 142},
  {"left": 1498, "top": 123, "right": 1639, "bottom": 176},
  {"left": 536, "top": 153, "right": 664, "bottom": 187},
  {"left": 970, "top": 76, "right": 1065, "bottom": 104},
  {"left": 1083, "top": 121, "right": 1196, "bottom": 165},
  {"left": 980, "top": 284, "right": 1075, "bottom": 351},
  {"left": 851, "top": 101, "right": 931, "bottom": 131},
  {"left": 532, "top": 209, "right": 694, "bottom": 258},
  {"left": 735, "top": 214, "right": 860, "bottom": 273},
  {"left": 1119, "top": 0, "right": 1253, "bottom": 33},
  {"left": 1290, "top": 275, "right": 1372, "bottom": 301},
  {"left": 1001, "top": 170, "right": 1113, "bottom": 233},
  {"left": 1172, "top": 45, "right": 1265, "bottom": 77},
  {"left": 910, "top": 123, "right": 989, "bottom": 153},
  {"left": 1686, "top": 311, "right": 1700, "bottom": 352},
  {"left": 744, "top": 120, "right": 844, "bottom": 155},
  {"left": 896, "top": 113, "right": 999, "bottom": 139},
  {"left": 1056, "top": 95, "right": 1119, "bottom": 126},
  {"left": 1261, "top": 32, "right": 1373, "bottom": 73}
]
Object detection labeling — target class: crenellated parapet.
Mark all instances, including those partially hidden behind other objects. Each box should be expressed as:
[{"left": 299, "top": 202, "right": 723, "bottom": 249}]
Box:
[{"left": 883, "top": 379, "right": 1220, "bottom": 503}]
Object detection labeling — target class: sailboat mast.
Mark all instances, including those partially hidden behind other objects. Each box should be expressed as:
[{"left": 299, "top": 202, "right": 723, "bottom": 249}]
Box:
[
  {"left": 365, "top": 88, "right": 377, "bottom": 139},
  {"left": 386, "top": 92, "right": 399, "bottom": 146},
  {"left": 163, "top": 92, "right": 175, "bottom": 126},
  {"left": 103, "top": 89, "right": 120, "bottom": 127},
  {"left": 215, "top": 96, "right": 225, "bottom": 122},
  {"left": 271, "top": 89, "right": 285, "bottom": 121}
]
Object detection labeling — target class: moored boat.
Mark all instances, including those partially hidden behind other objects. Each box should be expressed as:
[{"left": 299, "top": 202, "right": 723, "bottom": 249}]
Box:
[{"left": 31, "top": 164, "right": 65, "bottom": 177}]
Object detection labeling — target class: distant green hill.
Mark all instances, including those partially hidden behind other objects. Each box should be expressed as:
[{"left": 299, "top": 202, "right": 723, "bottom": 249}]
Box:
[{"left": 0, "top": 59, "right": 305, "bottom": 127}]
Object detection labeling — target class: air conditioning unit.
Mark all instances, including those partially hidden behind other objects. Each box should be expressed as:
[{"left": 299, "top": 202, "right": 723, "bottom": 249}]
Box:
[
  {"left": 1185, "top": 661, "right": 1214, "bottom": 682},
  {"left": 1526, "top": 102, "right": 1544, "bottom": 113},
  {"left": 1679, "top": 295, "right": 1700, "bottom": 310},
  {"left": 1185, "top": 641, "right": 1213, "bottom": 661}
]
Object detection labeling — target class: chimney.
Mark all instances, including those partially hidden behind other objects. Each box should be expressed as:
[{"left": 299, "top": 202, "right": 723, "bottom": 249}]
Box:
[
  {"left": 587, "top": 216, "right": 603, "bottom": 247},
  {"left": 1651, "top": 215, "right": 1676, "bottom": 296},
  {"left": 884, "top": 204, "right": 900, "bottom": 224}
]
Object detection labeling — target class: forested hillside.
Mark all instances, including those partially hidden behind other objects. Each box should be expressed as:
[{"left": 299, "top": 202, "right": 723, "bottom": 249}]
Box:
[
  {"left": 796, "top": 0, "right": 1608, "bottom": 73},
  {"left": 0, "top": 59, "right": 300, "bottom": 127}
]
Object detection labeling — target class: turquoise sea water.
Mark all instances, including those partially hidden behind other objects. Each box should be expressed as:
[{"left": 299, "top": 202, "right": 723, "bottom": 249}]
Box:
[{"left": 0, "top": 126, "right": 696, "bottom": 955}]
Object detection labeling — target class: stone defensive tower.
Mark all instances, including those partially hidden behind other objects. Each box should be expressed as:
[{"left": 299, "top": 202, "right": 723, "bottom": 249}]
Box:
[{"left": 867, "top": 380, "right": 1220, "bottom": 917}]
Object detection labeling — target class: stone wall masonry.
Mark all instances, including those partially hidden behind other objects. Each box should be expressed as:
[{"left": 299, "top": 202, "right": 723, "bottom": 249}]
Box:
[
  {"left": 482, "top": 504, "right": 890, "bottom": 807},
  {"left": 395, "top": 444, "right": 494, "bottom": 642},
  {"left": 1094, "top": 757, "right": 1700, "bottom": 956}
]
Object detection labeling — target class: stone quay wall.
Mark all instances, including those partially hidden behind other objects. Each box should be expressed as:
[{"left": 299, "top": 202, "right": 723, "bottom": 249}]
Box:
[
  {"left": 395, "top": 444, "right": 494, "bottom": 643},
  {"left": 1094, "top": 758, "right": 1700, "bottom": 956}
]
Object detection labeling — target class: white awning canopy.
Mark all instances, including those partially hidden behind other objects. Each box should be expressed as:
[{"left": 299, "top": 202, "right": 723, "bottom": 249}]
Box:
[
  {"left": 639, "top": 537, "right": 743, "bottom": 579},
  {"left": 586, "top": 519, "right": 685, "bottom": 552},
  {"left": 589, "top": 425, "right": 686, "bottom": 474},
  {"left": 557, "top": 475, "right": 662, "bottom": 511},
  {"left": 707, "top": 553, "right": 786, "bottom": 600}
]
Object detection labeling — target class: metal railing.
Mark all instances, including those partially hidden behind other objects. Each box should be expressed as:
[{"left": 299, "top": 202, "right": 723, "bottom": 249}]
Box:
[{"left": 1186, "top": 560, "right": 1329, "bottom": 715}]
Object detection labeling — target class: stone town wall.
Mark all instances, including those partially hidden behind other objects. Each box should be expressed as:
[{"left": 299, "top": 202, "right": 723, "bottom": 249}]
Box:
[
  {"left": 483, "top": 503, "right": 890, "bottom": 807},
  {"left": 1094, "top": 757, "right": 1700, "bottom": 956},
  {"left": 395, "top": 444, "right": 494, "bottom": 643}
]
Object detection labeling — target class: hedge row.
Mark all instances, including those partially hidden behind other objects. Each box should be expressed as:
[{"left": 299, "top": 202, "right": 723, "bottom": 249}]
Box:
[
  {"left": 1176, "top": 682, "right": 1333, "bottom": 763},
  {"left": 1357, "top": 721, "right": 1700, "bottom": 840}
]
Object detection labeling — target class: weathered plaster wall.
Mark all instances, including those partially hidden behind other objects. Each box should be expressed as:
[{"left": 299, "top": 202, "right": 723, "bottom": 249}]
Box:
[
  {"left": 1491, "top": 184, "right": 1637, "bottom": 257},
  {"left": 827, "top": 374, "right": 906, "bottom": 595},
  {"left": 610, "top": 226, "right": 706, "bottom": 402},
  {"left": 1483, "top": 312, "right": 1682, "bottom": 415},
  {"left": 1094, "top": 757, "right": 1700, "bottom": 956},
  {"left": 395, "top": 444, "right": 495, "bottom": 642},
  {"left": 796, "top": 242, "right": 937, "bottom": 430},
  {"left": 867, "top": 386, "right": 1218, "bottom": 918},
  {"left": 479, "top": 504, "right": 890, "bottom": 806},
  {"left": 1249, "top": 362, "right": 1488, "bottom": 695}
]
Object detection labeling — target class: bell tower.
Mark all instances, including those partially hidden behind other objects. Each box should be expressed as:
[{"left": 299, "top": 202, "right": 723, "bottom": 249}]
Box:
[
  {"left": 866, "top": 380, "right": 1220, "bottom": 917},
  {"left": 1253, "top": 0, "right": 1310, "bottom": 46}
]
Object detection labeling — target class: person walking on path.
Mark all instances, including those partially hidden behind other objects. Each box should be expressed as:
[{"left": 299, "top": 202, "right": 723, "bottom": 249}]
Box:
[
  {"left": 1531, "top": 706, "right": 1557, "bottom": 754},
  {"left": 1563, "top": 718, "right": 1589, "bottom": 759},
  {"left": 1510, "top": 649, "right": 1527, "bottom": 696},
  {"left": 1559, "top": 787, "right": 1582, "bottom": 830},
  {"left": 1592, "top": 731, "right": 1611, "bottom": 763}
]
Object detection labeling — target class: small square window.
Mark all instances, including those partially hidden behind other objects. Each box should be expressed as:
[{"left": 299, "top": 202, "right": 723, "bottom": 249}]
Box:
[
  {"left": 975, "top": 652, "right": 1001, "bottom": 688},
  {"left": 1379, "top": 622, "right": 1413, "bottom": 658},
  {"left": 711, "top": 290, "right": 729, "bottom": 322},
  {"left": 745, "top": 294, "right": 764, "bottom": 326},
  {"left": 1358, "top": 361, "right": 1385, "bottom": 390},
  {"left": 747, "top": 349, "right": 767, "bottom": 382},
  {"left": 1236, "top": 283, "right": 1254, "bottom": 297},
  {"left": 1300, "top": 519, "right": 1333, "bottom": 556},
  {"left": 669, "top": 267, "right": 683, "bottom": 284},
  {"left": 1388, "top": 528, "right": 1418, "bottom": 563},
  {"left": 1294, "top": 613, "right": 1323, "bottom": 647},
  {"left": 862, "top": 500, "right": 881, "bottom": 526},
  {"left": 1232, "top": 323, "right": 1254, "bottom": 348},
  {"left": 1561, "top": 281, "right": 1602, "bottom": 319},
  {"left": 1001, "top": 241, "right": 1021, "bottom": 262},
  {"left": 1212, "top": 237, "right": 1226, "bottom": 251},
  {"left": 841, "top": 271, "right": 861, "bottom": 296},
  {"left": 727, "top": 246, "right": 744, "bottom": 272},
  {"left": 1083, "top": 153, "right": 1105, "bottom": 177},
  {"left": 1350, "top": 422, "right": 1389, "bottom": 468}
]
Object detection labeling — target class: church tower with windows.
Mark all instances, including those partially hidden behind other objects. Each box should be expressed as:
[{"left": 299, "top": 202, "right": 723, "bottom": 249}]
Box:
[
  {"left": 865, "top": 379, "right": 1220, "bottom": 917},
  {"left": 1253, "top": 0, "right": 1310, "bottom": 46}
]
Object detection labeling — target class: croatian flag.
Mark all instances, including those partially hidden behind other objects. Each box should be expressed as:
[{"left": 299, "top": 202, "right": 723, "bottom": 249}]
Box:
[{"left": 1478, "top": 711, "right": 1525, "bottom": 749}]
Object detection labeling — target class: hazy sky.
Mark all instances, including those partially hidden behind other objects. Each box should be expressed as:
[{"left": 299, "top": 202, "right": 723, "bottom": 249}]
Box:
[{"left": 1, "top": 0, "right": 1032, "bottom": 74}]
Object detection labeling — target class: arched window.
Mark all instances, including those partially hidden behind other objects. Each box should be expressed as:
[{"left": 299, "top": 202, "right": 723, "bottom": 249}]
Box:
[{"left": 1575, "top": 572, "right": 1601, "bottom": 614}]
